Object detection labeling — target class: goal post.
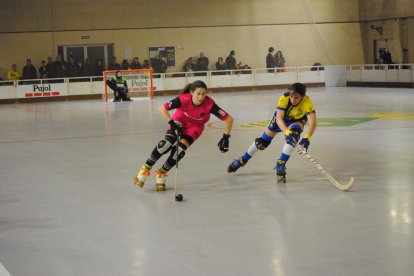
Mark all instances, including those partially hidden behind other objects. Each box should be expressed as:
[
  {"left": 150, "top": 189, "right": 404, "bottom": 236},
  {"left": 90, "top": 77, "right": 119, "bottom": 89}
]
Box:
[{"left": 103, "top": 69, "right": 154, "bottom": 101}]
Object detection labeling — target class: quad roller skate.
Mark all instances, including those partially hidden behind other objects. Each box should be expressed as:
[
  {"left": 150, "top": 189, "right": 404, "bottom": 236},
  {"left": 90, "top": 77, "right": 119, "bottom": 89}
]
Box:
[
  {"left": 227, "top": 157, "right": 247, "bottom": 173},
  {"left": 134, "top": 164, "right": 151, "bottom": 188},
  {"left": 275, "top": 159, "right": 287, "bottom": 183},
  {"left": 155, "top": 168, "right": 168, "bottom": 191}
]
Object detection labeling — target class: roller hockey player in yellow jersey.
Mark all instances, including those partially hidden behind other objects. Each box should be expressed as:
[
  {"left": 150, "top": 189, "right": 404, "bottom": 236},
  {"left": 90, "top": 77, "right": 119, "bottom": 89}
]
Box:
[{"left": 227, "top": 82, "right": 317, "bottom": 183}]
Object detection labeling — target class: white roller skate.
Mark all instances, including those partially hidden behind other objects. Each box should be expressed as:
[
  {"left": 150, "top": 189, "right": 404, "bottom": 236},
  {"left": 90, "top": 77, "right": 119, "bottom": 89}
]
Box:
[
  {"left": 275, "top": 159, "right": 287, "bottom": 183},
  {"left": 134, "top": 164, "right": 151, "bottom": 188},
  {"left": 155, "top": 168, "right": 168, "bottom": 191}
]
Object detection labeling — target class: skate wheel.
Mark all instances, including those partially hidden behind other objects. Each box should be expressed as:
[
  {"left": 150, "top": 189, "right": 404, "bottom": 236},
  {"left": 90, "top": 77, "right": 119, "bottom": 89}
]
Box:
[
  {"left": 155, "top": 184, "right": 166, "bottom": 191},
  {"left": 133, "top": 176, "right": 144, "bottom": 188}
]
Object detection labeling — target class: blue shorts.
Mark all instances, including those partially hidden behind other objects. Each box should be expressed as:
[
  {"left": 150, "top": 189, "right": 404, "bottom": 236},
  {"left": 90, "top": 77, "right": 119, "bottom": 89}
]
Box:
[{"left": 267, "top": 112, "right": 307, "bottom": 133}]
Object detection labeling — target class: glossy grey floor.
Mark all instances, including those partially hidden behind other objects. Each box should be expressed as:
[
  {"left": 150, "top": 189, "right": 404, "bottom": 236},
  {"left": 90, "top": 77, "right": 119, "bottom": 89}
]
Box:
[{"left": 0, "top": 87, "right": 413, "bottom": 276}]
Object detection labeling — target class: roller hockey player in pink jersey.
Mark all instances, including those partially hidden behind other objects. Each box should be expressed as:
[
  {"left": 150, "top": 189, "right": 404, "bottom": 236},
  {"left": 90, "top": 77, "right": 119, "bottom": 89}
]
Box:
[
  {"left": 134, "top": 80, "right": 233, "bottom": 191},
  {"left": 227, "top": 83, "right": 317, "bottom": 183}
]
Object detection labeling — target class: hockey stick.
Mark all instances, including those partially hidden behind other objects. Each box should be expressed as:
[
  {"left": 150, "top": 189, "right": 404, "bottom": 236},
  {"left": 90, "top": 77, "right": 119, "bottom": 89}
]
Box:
[
  {"left": 297, "top": 147, "right": 355, "bottom": 191},
  {"left": 174, "top": 132, "right": 183, "bottom": 201}
]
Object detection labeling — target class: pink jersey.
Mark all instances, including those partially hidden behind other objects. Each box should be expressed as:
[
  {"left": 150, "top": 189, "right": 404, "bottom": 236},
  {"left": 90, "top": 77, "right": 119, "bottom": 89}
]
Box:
[
  {"left": 163, "top": 93, "right": 229, "bottom": 142},
  {"left": 164, "top": 93, "right": 228, "bottom": 126}
]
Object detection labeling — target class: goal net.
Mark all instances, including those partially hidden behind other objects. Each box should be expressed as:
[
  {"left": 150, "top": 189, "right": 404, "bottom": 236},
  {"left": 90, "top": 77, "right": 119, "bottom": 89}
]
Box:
[{"left": 103, "top": 69, "right": 154, "bottom": 101}]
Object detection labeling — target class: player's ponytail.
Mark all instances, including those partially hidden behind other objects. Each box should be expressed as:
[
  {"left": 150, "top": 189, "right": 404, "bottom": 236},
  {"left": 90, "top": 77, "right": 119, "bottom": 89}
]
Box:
[{"left": 182, "top": 80, "right": 207, "bottom": 94}]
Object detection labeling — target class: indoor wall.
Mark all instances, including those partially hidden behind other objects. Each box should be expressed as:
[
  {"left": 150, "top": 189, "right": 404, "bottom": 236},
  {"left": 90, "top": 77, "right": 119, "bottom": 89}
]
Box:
[{"left": 0, "top": 0, "right": 365, "bottom": 78}]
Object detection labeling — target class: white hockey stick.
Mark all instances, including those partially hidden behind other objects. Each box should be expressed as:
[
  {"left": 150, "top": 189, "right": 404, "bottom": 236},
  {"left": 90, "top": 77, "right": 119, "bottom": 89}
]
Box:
[{"left": 297, "top": 147, "right": 355, "bottom": 191}]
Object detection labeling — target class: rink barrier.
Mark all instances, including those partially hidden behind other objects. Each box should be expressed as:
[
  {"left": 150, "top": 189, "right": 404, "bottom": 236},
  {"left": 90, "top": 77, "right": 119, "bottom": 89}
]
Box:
[{"left": 0, "top": 64, "right": 412, "bottom": 104}]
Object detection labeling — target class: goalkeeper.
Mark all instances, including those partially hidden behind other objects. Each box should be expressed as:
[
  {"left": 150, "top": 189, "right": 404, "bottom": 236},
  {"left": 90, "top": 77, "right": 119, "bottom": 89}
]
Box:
[
  {"left": 134, "top": 80, "right": 233, "bottom": 191},
  {"left": 106, "top": 71, "right": 132, "bottom": 102},
  {"left": 227, "top": 82, "right": 317, "bottom": 183}
]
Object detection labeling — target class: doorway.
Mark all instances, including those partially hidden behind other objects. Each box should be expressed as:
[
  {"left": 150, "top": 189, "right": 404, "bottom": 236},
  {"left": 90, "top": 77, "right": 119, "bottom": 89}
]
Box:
[{"left": 61, "top": 44, "right": 113, "bottom": 70}]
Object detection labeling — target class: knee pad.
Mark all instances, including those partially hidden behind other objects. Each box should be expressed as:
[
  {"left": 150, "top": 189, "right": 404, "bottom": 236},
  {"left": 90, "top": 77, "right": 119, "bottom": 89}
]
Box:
[
  {"left": 170, "top": 142, "right": 187, "bottom": 162},
  {"left": 290, "top": 125, "right": 302, "bottom": 137},
  {"left": 289, "top": 124, "right": 302, "bottom": 133},
  {"left": 255, "top": 137, "right": 271, "bottom": 150},
  {"left": 156, "top": 133, "right": 176, "bottom": 155}
]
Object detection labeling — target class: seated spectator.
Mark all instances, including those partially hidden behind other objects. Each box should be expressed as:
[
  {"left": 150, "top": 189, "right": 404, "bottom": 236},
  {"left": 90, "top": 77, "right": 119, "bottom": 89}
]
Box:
[
  {"left": 108, "top": 57, "right": 121, "bottom": 71},
  {"left": 39, "top": 60, "right": 48, "bottom": 79},
  {"left": 66, "top": 57, "right": 81, "bottom": 77},
  {"left": 130, "top": 57, "right": 142, "bottom": 69},
  {"left": 93, "top": 59, "right": 105, "bottom": 76},
  {"left": 183, "top": 57, "right": 197, "bottom": 73},
  {"left": 7, "top": 64, "right": 20, "bottom": 80},
  {"left": 311, "top": 62, "right": 324, "bottom": 71},
  {"left": 214, "top": 57, "right": 226, "bottom": 75},
  {"left": 142, "top": 59, "right": 150, "bottom": 69},
  {"left": 22, "top": 59, "right": 37, "bottom": 80},
  {"left": 81, "top": 58, "right": 93, "bottom": 77},
  {"left": 52, "top": 55, "right": 67, "bottom": 78},
  {"left": 239, "top": 64, "right": 252, "bottom": 74},
  {"left": 121, "top": 59, "right": 130, "bottom": 70}
]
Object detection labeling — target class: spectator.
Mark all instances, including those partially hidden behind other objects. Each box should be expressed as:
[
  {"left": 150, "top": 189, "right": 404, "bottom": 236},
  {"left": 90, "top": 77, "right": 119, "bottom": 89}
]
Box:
[
  {"left": 130, "top": 57, "right": 142, "bottom": 69},
  {"left": 266, "top": 47, "right": 275, "bottom": 73},
  {"left": 108, "top": 57, "right": 121, "bottom": 71},
  {"left": 142, "top": 59, "right": 150, "bottom": 69},
  {"left": 239, "top": 63, "right": 252, "bottom": 74},
  {"left": 225, "top": 50, "right": 237, "bottom": 72},
  {"left": 52, "top": 55, "right": 67, "bottom": 77},
  {"left": 311, "top": 62, "right": 323, "bottom": 71},
  {"left": 46, "top": 56, "right": 54, "bottom": 78},
  {"left": 274, "top": 51, "right": 286, "bottom": 72},
  {"left": 22, "top": 59, "right": 37, "bottom": 80},
  {"left": 215, "top": 57, "right": 226, "bottom": 74},
  {"left": 196, "top": 52, "right": 209, "bottom": 72},
  {"left": 93, "top": 59, "right": 105, "bottom": 76},
  {"left": 377, "top": 48, "right": 385, "bottom": 64},
  {"left": 383, "top": 46, "right": 393, "bottom": 65},
  {"left": 39, "top": 60, "right": 48, "bottom": 79},
  {"left": 183, "top": 57, "right": 197, "bottom": 73},
  {"left": 81, "top": 58, "right": 93, "bottom": 77},
  {"left": 152, "top": 54, "right": 167, "bottom": 74},
  {"left": 7, "top": 64, "right": 20, "bottom": 80},
  {"left": 121, "top": 59, "right": 130, "bottom": 70},
  {"left": 66, "top": 57, "right": 81, "bottom": 77}
]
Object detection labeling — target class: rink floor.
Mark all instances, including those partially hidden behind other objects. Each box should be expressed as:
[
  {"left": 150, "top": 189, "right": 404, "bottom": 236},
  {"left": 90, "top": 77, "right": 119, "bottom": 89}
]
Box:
[{"left": 0, "top": 87, "right": 413, "bottom": 276}]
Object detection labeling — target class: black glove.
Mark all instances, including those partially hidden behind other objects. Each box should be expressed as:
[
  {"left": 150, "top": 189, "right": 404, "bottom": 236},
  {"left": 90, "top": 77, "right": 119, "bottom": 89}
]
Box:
[
  {"left": 298, "top": 138, "right": 310, "bottom": 151},
  {"left": 168, "top": 120, "right": 182, "bottom": 136},
  {"left": 218, "top": 134, "right": 230, "bottom": 153}
]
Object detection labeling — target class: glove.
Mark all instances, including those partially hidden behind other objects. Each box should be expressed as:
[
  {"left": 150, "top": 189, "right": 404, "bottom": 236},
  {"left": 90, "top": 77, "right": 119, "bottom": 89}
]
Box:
[
  {"left": 285, "top": 129, "right": 299, "bottom": 147},
  {"left": 168, "top": 120, "right": 182, "bottom": 136},
  {"left": 217, "top": 134, "right": 230, "bottom": 153},
  {"left": 298, "top": 138, "right": 310, "bottom": 152},
  {"left": 117, "top": 87, "right": 127, "bottom": 95}
]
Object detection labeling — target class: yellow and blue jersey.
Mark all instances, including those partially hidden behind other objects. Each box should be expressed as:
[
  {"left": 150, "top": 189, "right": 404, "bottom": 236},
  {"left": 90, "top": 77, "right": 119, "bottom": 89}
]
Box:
[{"left": 268, "top": 92, "right": 316, "bottom": 132}]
